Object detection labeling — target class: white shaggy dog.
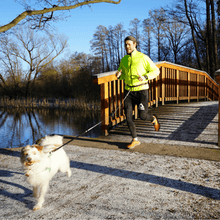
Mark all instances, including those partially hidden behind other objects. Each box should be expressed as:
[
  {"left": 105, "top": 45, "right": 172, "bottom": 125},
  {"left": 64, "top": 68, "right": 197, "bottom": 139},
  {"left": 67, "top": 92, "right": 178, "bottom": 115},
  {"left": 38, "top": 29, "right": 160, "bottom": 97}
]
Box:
[{"left": 20, "top": 135, "right": 72, "bottom": 210}]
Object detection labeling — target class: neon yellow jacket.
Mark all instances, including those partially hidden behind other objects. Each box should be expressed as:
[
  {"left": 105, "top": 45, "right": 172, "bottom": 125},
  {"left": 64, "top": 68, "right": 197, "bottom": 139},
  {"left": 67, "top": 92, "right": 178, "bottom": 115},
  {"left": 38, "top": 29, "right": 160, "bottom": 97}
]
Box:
[{"left": 118, "top": 50, "right": 160, "bottom": 91}]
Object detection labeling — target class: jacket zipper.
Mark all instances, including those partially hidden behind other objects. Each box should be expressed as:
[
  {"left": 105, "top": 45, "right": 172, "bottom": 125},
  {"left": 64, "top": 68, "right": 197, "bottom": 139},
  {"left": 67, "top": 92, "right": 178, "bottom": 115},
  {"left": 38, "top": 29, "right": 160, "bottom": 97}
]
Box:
[{"left": 130, "top": 53, "right": 133, "bottom": 91}]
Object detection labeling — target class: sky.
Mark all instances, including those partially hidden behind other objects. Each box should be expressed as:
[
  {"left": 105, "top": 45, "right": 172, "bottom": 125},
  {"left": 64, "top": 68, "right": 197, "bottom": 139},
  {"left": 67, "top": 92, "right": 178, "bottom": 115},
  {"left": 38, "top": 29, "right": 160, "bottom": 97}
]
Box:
[{"left": 1, "top": 0, "right": 174, "bottom": 58}]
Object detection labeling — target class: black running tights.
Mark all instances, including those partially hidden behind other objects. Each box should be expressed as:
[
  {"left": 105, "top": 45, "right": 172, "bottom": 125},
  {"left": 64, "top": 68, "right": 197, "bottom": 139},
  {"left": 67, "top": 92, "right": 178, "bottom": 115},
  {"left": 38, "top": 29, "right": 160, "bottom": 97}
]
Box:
[{"left": 124, "top": 89, "right": 154, "bottom": 139}]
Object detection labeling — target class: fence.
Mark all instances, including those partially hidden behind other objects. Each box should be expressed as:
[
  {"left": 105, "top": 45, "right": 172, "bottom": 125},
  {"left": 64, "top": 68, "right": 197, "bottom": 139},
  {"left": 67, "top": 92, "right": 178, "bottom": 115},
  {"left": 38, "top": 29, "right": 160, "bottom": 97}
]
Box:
[{"left": 93, "top": 61, "right": 219, "bottom": 136}]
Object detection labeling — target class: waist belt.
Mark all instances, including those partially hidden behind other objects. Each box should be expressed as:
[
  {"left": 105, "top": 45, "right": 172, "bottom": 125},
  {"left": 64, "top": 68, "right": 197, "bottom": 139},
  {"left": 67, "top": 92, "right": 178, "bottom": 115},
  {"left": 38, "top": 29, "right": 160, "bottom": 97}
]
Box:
[{"left": 126, "top": 82, "right": 148, "bottom": 88}]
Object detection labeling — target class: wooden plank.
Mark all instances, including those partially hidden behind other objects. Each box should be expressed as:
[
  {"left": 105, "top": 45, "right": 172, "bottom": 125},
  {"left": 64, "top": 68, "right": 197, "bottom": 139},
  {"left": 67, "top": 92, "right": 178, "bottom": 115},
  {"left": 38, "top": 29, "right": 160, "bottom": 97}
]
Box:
[
  {"left": 113, "top": 80, "right": 117, "bottom": 119},
  {"left": 101, "top": 83, "right": 109, "bottom": 136},
  {"left": 117, "top": 80, "right": 121, "bottom": 118},
  {"left": 188, "top": 72, "right": 190, "bottom": 103},
  {"left": 156, "top": 62, "right": 217, "bottom": 84},
  {"left": 121, "top": 81, "right": 125, "bottom": 116},
  {"left": 161, "top": 66, "right": 165, "bottom": 105},
  {"left": 156, "top": 75, "right": 159, "bottom": 107},
  {"left": 109, "top": 81, "right": 112, "bottom": 122},
  {"left": 94, "top": 73, "right": 118, "bottom": 85},
  {"left": 176, "top": 70, "right": 179, "bottom": 104}
]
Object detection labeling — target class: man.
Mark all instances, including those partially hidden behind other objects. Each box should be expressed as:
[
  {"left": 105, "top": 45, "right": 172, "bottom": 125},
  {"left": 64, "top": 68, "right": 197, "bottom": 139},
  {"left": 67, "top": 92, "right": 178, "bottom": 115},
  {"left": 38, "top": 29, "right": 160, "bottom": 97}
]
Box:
[{"left": 116, "top": 36, "right": 160, "bottom": 149}]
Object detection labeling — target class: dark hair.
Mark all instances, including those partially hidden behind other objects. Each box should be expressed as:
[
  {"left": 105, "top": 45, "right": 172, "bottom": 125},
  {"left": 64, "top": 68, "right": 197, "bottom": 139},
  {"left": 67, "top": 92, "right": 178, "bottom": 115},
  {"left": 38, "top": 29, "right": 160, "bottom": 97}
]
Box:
[{"left": 124, "top": 36, "right": 137, "bottom": 48}]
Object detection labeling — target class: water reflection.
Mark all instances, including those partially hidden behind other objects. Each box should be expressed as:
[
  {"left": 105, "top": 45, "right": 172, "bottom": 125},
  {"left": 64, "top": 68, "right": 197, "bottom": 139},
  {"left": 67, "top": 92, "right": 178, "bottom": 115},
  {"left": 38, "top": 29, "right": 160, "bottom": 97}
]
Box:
[{"left": 0, "top": 108, "right": 101, "bottom": 149}]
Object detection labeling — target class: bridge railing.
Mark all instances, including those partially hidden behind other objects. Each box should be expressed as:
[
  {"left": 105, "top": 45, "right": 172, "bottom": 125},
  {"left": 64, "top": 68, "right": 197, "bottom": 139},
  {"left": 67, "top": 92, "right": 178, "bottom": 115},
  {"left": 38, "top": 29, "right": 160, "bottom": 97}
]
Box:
[{"left": 93, "top": 61, "right": 219, "bottom": 136}]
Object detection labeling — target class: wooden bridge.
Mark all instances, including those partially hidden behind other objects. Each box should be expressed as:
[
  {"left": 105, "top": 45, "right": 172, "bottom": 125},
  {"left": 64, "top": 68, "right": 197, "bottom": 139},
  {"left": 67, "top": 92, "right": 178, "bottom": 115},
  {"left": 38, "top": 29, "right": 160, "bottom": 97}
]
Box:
[{"left": 93, "top": 61, "right": 219, "bottom": 142}]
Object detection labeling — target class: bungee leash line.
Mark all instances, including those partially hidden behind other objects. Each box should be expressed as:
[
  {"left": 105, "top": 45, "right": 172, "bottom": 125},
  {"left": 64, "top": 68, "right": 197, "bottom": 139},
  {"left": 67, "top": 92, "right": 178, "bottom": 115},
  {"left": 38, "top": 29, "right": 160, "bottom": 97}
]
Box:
[{"left": 50, "top": 90, "right": 131, "bottom": 154}]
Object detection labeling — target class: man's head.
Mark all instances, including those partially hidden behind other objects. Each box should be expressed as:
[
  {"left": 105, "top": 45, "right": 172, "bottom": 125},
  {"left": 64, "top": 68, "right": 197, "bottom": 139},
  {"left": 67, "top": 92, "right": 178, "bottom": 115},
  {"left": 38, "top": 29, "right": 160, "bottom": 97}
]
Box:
[{"left": 124, "top": 36, "right": 137, "bottom": 54}]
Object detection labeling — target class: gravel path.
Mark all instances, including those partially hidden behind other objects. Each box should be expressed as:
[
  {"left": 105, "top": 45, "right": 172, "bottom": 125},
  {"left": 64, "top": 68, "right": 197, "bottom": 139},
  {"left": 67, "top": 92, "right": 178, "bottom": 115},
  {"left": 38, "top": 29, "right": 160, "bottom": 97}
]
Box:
[{"left": 1, "top": 144, "right": 220, "bottom": 219}]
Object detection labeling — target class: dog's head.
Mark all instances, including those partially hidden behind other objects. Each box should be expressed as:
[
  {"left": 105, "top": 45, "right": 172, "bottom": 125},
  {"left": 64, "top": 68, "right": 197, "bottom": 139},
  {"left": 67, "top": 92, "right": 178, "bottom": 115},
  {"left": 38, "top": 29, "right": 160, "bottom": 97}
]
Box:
[{"left": 20, "top": 145, "right": 44, "bottom": 167}]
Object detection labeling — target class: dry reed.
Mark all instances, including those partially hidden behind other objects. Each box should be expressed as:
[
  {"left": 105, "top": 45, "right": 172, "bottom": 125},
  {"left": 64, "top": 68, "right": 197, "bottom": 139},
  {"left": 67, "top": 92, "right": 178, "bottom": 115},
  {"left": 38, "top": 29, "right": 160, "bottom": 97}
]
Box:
[{"left": 0, "top": 97, "right": 100, "bottom": 110}]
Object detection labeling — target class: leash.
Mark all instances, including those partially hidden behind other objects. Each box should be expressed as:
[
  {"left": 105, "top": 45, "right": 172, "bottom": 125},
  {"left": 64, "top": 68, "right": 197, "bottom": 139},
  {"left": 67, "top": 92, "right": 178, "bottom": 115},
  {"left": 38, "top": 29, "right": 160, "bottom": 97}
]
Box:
[{"left": 49, "top": 90, "right": 131, "bottom": 154}]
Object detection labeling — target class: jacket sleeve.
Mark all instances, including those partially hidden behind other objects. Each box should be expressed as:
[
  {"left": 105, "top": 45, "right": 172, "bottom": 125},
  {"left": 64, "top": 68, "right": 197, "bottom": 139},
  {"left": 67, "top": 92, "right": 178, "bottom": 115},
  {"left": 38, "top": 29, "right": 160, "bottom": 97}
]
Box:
[
  {"left": 117, "top": 61, "right": 125, "bottom": 80},
  {"left": 144, "top": 55, "right": 160, "bottom": 80}
]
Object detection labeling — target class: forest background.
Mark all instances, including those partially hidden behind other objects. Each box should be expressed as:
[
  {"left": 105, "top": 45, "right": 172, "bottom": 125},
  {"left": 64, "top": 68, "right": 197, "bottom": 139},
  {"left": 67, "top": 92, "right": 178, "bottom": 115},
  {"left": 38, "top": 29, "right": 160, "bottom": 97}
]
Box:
[{"left": 0, "top": 0, "right": 220, "bottom": 107}]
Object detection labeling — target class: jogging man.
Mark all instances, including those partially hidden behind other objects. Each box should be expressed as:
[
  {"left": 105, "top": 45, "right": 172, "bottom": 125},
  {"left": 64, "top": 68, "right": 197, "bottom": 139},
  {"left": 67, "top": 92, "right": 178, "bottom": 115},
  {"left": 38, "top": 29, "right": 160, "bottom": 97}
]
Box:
[{"left": 116, "top": 36, "right": 160, "bottom": 149}]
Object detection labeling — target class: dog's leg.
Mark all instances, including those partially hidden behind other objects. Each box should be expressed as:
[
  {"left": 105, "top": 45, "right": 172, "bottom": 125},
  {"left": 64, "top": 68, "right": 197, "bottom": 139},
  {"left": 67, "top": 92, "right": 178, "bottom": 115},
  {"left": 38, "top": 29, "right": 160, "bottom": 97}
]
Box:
[
  {"left": 67, "top": 168, "right": 72, "bottom": 177},
  {"left": 33, "top": 182, "right": 49, "bottom": 210},
  {"left": 33, "top": 186, "right": 39, "bottom": 198},
  {"left": 59, "top": 161, "right": 72, "bottom": 177}
]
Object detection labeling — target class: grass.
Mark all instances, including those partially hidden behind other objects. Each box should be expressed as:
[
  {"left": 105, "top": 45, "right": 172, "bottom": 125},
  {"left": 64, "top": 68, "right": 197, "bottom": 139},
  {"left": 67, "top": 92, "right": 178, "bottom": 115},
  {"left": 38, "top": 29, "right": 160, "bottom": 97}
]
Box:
[{"left": 0, "top": 97, "right": 100, "bottom": 110}]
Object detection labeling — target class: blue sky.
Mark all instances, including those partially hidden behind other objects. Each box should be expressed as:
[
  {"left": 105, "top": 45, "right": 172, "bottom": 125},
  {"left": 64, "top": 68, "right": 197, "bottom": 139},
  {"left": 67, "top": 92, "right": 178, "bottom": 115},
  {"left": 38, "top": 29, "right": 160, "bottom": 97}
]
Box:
[{"left": 1, "top": 0, "right": 173, "bottom": 57}]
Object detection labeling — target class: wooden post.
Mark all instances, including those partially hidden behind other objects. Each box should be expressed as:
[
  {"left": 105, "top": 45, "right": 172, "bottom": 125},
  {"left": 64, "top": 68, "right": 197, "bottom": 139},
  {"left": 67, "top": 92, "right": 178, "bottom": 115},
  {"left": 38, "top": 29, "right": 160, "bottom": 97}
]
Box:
[
  {"left": 108, "top": 81, "right": 112, "bottom": 122},
  {"left": 188, "top": 72, "right": 191, "bottom": 103},
  {"left": 156, "top": 75, "right": 159, "bottom": 107},
  {"left": 197, "top": 74, "right": 199, "bottom": 102},
  {"left": 176, "top": 70, "right": 179, "bottom": 104},
  {"left": 214, "top": 69, "right": 220, "bottom": 147},
  {"left": 101, "top": 83, "right": 109, "bottom": 136},
  {"left": 113, "top": 80, "right": 117, "bottom": 119},
  {"left": 162, "top": 66, "right": 165, "bottom": 105},
  {"left": 117, "top": 80, "right": 121, "bottom": 119},
  {"left": 207, "top": 78, "right": 210, "bottom": 100}
]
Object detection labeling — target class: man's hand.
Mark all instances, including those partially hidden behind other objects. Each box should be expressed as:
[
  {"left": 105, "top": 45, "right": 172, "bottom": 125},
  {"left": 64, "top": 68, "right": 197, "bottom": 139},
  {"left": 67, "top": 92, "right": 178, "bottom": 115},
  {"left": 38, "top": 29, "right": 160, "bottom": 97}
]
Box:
[
  {"left": 116, "top": 69, "right": 122, "bottom": 79},
  {"left": 138, "top": 73, "right": 146, "bottom": 81}
]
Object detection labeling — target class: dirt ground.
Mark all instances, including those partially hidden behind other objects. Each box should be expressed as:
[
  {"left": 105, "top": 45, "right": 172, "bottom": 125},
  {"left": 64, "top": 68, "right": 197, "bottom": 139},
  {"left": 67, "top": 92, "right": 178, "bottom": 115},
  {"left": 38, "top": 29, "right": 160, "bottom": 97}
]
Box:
[{"left": 63, "top": 135, "right": 220, "bottom": 162}]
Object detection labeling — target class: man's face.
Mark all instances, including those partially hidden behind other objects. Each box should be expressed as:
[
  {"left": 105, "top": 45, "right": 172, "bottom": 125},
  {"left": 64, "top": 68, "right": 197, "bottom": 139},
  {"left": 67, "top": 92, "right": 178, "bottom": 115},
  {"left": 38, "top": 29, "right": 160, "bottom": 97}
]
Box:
[{"left": 125, "top": 40, "right": 136, "bottom": 54}]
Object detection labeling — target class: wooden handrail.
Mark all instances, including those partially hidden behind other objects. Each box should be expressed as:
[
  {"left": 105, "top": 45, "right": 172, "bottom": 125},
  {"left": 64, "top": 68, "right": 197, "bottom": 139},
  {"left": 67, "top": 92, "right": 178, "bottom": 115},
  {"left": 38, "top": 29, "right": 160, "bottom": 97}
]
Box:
[{"left": 93, "top": 61, "right": 219, "bottom": 136}]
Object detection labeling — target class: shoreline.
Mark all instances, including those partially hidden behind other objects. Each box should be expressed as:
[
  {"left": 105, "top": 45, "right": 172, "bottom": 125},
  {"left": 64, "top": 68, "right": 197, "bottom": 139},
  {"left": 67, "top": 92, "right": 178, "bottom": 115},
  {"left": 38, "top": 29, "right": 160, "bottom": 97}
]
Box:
[{"left": 0, "top": 97, "right": 100, "bottom": 110}]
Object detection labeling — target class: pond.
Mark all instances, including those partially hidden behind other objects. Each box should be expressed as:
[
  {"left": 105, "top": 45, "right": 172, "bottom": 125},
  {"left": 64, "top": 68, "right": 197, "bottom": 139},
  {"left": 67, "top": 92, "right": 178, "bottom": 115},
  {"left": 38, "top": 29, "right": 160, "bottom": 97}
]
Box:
[{"left": 0, "top": 108, "right": 101, "bottom": 149}]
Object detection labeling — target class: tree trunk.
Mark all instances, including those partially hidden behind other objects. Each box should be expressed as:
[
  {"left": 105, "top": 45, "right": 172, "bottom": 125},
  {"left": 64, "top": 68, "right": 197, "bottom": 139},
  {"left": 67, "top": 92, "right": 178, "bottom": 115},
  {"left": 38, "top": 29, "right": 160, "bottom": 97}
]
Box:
[
  {"left": 184, "top": 0, "right": 203, "bottom": 70},
  {"left": 210, "top": 0, "right": 218, "bottom": 71}
]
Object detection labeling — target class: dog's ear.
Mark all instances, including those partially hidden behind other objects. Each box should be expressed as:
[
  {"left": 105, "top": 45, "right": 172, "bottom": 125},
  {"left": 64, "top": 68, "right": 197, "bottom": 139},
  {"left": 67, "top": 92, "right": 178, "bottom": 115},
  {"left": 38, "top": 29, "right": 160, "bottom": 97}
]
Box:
[
  {"left": 35, "top": 145, "right": 44, "bottom": 151},
  {"left": 21, "top": 145, "right": 30, "bottom": 154}
]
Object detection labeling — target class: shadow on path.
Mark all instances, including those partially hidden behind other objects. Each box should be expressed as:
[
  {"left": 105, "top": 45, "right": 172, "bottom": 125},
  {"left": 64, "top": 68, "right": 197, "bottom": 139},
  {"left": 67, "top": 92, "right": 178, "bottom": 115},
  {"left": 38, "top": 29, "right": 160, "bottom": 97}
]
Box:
[
  {"left": 70, "top": 160, "right": 220, "bottom": 200},
  {"left": 168, "top": 104, "right": 218, "bottom": 143},
  {"left": 0, "top": 169, "right": 33, "bottom": 210}
]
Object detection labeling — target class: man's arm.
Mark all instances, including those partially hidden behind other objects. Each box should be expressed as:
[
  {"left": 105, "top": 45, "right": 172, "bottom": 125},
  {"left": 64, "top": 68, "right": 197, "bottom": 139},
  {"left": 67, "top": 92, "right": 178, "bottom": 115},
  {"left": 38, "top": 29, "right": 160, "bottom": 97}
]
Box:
[{"left": 144, "top": 56, "right": 160, "bottom": 80}]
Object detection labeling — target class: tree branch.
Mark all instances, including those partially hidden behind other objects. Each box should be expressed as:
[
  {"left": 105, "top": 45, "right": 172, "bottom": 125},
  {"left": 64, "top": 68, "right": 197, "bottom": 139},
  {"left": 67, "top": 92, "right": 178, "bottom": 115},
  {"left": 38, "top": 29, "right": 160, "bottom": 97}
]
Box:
[{"left": 0, "top": 0, "right": 122, "bottom": 33}]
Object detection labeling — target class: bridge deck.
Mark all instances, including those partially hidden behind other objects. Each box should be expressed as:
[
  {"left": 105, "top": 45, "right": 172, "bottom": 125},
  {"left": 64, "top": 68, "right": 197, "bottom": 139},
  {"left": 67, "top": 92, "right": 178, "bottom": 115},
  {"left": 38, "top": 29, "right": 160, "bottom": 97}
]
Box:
[{"left": 108, "top": 100, "right": 218, "bottom": 149}]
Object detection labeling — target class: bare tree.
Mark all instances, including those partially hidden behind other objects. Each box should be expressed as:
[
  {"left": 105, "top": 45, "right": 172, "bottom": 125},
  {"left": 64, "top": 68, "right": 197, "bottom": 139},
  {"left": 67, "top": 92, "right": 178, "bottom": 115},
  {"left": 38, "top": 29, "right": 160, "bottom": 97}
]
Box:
[
  {"left": 0, "top": 25, "right": 68, "bottom": 97},
  {"left": 167, "top": 0, "right": 203, "bottom": 70},
  {"left": 149, "top": 8, "right": 166, "bottom": 61},
  {"left": 166, "top": 0, "right": 219, "bottom": 77},
  {"left": 0, "top": 0, "right": 122, "bottom": 33},
  {"left": 142, "top": 18, "right": 153, "bottom": 57},
  {"left": 210, "top": 0, "right": 218, "bottom": 71},
  {"left": 90, "top": 25, "right": 109, "bottom": 72},
  {"left": 0, "top": 37, "right": 23, "bottom": 97},
  {"left": 113, "top": 23, "right": 126, "bottom": 66},
  {"left": 129, "top": 18, "right": 142, "bottom": 51},
  {"left": 163, "top": 15, "right": 190, "bottom": 63}
]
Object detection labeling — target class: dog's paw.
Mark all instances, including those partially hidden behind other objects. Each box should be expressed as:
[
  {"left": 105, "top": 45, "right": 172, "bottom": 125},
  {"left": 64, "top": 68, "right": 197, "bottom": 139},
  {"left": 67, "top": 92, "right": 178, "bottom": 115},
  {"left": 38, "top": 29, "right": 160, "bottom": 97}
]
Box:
[
  {"left": 33, "top": 204, "right": 42, "bottom": 211},
  {"left": 67, "top": 169, "right": 72, "bottom": 177}
]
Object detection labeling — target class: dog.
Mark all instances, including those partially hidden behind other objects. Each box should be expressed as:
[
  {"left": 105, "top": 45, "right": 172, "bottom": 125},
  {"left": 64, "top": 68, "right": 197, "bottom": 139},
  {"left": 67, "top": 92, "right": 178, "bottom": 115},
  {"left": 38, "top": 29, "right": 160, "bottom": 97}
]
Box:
[{"left": 20, "top": 135, "right": 72, "bottom": 210}]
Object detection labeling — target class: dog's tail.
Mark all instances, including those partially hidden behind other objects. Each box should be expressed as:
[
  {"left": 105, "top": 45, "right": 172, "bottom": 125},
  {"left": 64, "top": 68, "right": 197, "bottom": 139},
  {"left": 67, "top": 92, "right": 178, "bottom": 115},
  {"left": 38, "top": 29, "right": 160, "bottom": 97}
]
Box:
[{"left": 40, "top": 135, "right": 63, "bottom": 153}]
